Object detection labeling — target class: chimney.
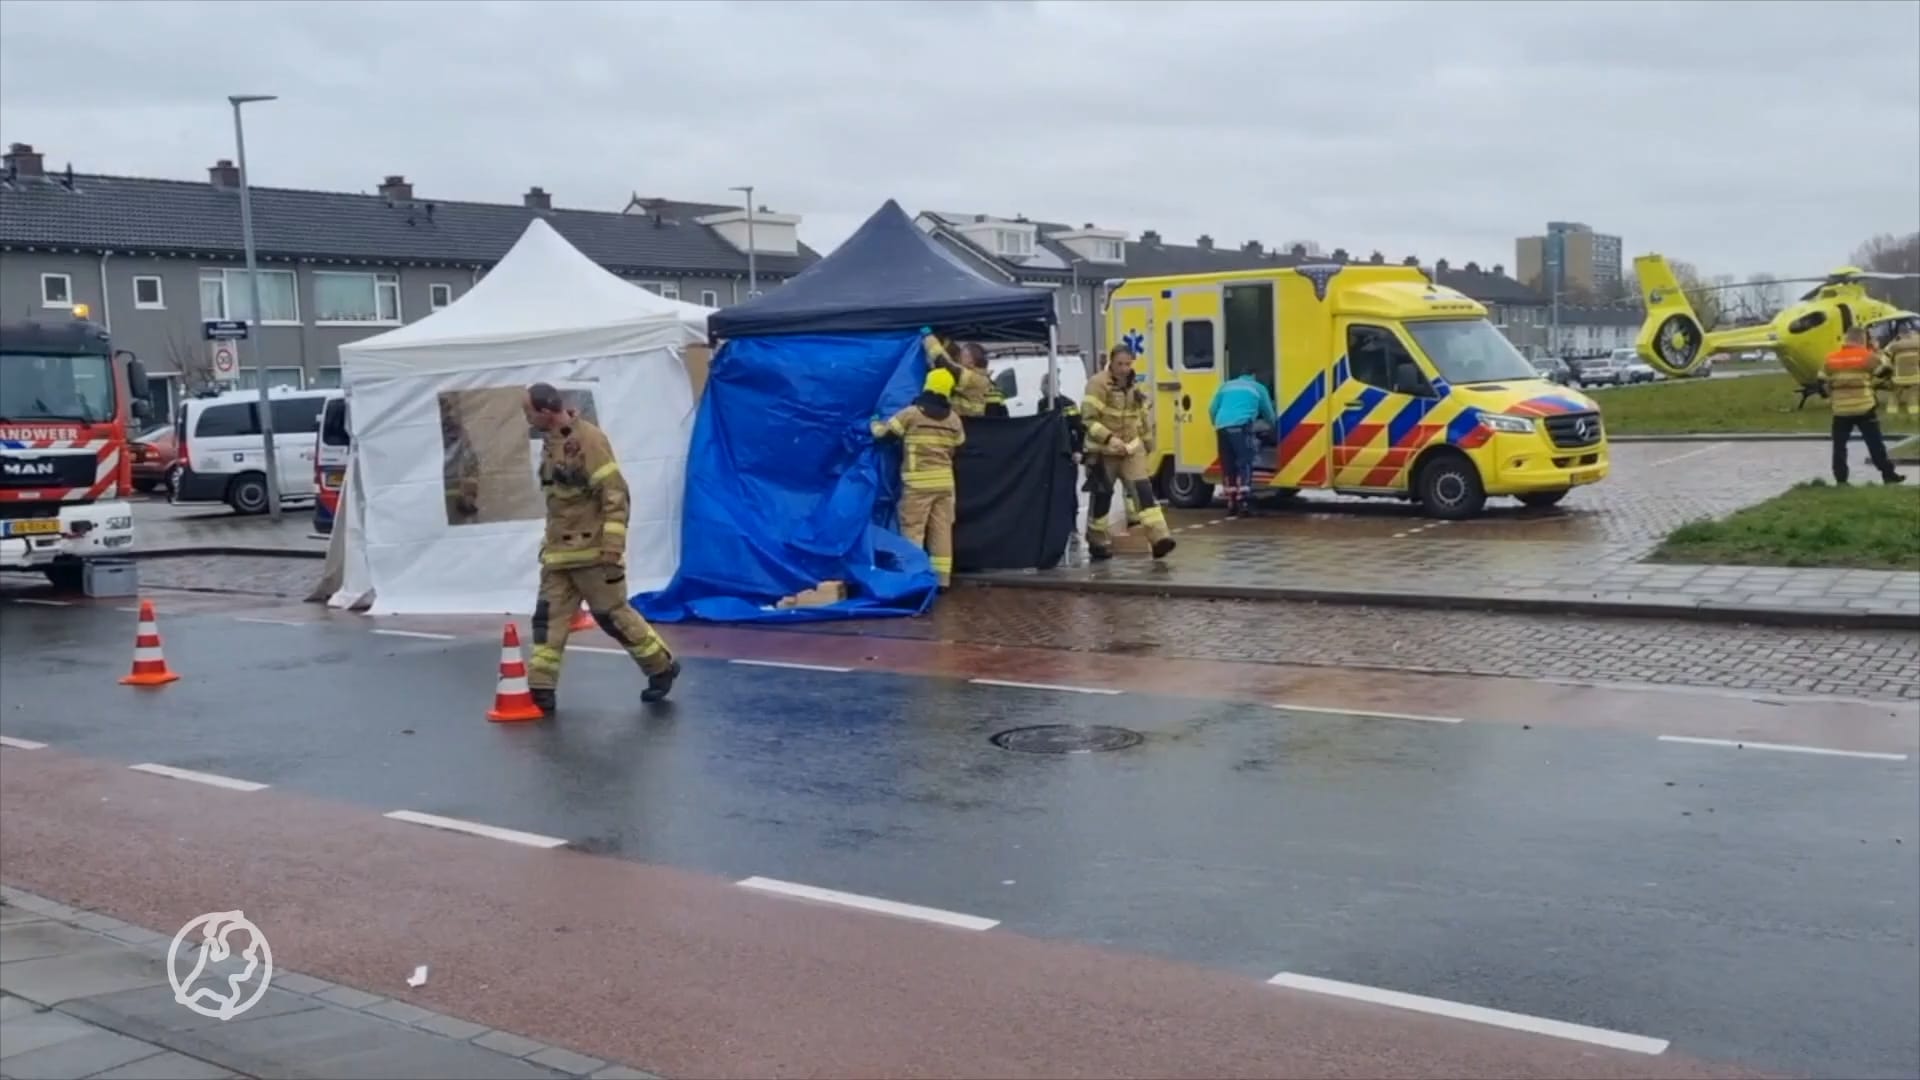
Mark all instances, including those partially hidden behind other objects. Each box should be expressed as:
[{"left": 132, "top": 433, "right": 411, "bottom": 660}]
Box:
[
  {"left": 1465, "top": 260, "right": 1481, "bottom": 273},
  {"left": 1492, "top": 263, "right": 1505, "bottom": 277},
  {"left": 1082, "top": 222, "right": 1096, "bottom": 229},
  {"left": 523, "top": 186, "right": 551, "bottom": 210},
  {"left": 1196, "top": 234, "right": 1214, "bottom": 251},
  {"left": 378, "top": 174, "right": 413, "bottom": 201},
  {"left": 1369, "top": 251, "right": 1385, "bottom": 264},
  {"left": 208, "top": 159, "right": 239, "bottom": 189},
  {"left": 1242, "top": 240, "right": 1263, "bottom": 255},
  {"left": 1331, "top": 248, "right": 1350, "bottom": 263},
  {"left": 5, "top": 143, "right": 44, "bottom": 180},
  {"left": 1290, "top": 243, "right": 1308, "bottom": 259},
  {"left": 1402, "top": 255, "right": 1420, "bottom": 266},
  {"left": 1436, "top": 258, "right": 1451, "bottom": 273},
  {"left": 1140, "top": 229, "right": 1161, "bottom": 246}
]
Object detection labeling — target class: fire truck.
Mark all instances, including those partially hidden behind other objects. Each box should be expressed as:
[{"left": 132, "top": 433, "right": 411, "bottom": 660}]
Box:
[{"left": 0, "top": 311, "right": 154, "bottom": 590}]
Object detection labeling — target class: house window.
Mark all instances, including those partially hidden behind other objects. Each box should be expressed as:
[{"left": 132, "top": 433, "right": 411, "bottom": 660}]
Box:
[
  {"left": 994, "top": 229, "right": 1033, "bottom": 258},
  {"left": 700, "top": 289, "right": 719, "bottom": 307},
  {"left": 133, "top": 276, "right": 165, "bottom": 309},
  {"left": 311, "top": 366, "right": 343, "bottom": 390},
  {"left": 199, "top": 268, "right": 298, "bottom": 323},
  {"left": 1071, "top": 292, "right": 1084, "bottom": 316},
  {"left": 660, "top": 283, "right": 680, "bottom": 301},
  {"left": 636, "top": 281, "right": 665, "bottom": 296},
  {"left": 40, "top": 273, "right": 72, "bottom": 308},
  {"left": 430, "top": 283, "right": 453, "bottom": 310},
  {"left": 313, "top": 271, "right": 401, "bottom": 324},
  {"left": 1093, "top": 239, "right": 1123, "bottom": 262}
]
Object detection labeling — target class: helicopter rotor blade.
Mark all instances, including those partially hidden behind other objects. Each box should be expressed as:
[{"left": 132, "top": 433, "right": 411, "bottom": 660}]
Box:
[{"left": 1848, "top": 271, "right": 1920, "bottom": 280}]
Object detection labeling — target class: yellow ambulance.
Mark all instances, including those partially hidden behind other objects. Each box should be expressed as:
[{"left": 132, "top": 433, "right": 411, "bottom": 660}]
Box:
[{"left": 1103, "top": 263, "right": 1609, "bottom": 519}]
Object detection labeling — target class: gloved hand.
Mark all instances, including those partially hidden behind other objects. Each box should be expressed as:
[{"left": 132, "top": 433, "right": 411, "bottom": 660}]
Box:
[
  {"left": 1124, "top": 438, "right": 1144, "bottom": 456},
  {"left": 1106, "top": 436, "right": 1126, "bottom": 455},
  {"left": 869, "top": 419, "right": 888, "bottom": 439},
  {"left": 602, "top": 547, "right": 626, "bottom": 580}
]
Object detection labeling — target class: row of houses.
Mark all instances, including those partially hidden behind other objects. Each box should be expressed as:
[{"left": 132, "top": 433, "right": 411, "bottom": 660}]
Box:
[{"left": 0, "top": 141, "right": 1640, "bottom": 417}]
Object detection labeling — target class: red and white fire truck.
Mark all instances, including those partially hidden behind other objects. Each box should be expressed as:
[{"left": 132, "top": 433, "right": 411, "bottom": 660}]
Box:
[{"left": 0, "top": 312, "right": 154, "bottom": 590}]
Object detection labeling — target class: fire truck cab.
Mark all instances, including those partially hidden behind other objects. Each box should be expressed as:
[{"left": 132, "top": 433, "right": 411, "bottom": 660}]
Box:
[{"left": 0, "top": 314, "right": 152, "bottom": 589}]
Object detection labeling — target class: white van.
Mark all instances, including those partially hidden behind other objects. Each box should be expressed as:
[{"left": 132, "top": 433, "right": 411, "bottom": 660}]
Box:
[
  {"left": 988, "top": 349, "right": 1089, "bottom": 418},
  {"left": 170, "top": 387, "right": 328, "bottom": 514}
]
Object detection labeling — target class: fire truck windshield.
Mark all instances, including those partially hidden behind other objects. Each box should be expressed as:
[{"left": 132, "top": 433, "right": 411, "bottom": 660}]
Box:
[{"left": 0, "top": 352, "right": 115, "bottom": 424}]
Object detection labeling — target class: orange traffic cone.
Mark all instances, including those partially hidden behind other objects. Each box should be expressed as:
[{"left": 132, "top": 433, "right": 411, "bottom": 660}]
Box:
[
  {"left": 569, "top": 602, "right": 594, "bottom": 633},
  {"left": 486, "top": 621, "right": 544, "bottom": 723},
  {"left": 120, "top": 599, "right": 180, "bottom": 687}
]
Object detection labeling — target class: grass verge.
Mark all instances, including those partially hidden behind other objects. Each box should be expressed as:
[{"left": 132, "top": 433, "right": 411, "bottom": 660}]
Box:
[
  {"left": 1649, "top": 481, "right": 1920, "bottom": 571},
  {"left": 1593, "top": 372, "right": 1920, "bottom": 436},
  {"left": 1895, "top": 436, "right": 1920, "bottom": 463}
]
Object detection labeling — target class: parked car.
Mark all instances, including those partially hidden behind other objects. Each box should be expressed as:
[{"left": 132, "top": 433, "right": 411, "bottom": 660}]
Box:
[
  {"left": 128, "top": 423, "right": 176, "bottom": 493},
  {"left": 1622, "top": 359, "right": 1657, "bottom": 384},
  {"left": 1530, "top": 356, "right": 1572, "bottom": 386},
  {"left": 1576, "top": 354, "right": 1625, "bottom": 387}
]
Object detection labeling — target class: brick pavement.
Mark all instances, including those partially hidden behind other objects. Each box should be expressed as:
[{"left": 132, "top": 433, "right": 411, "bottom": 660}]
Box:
[{"left": 0, "top": 886, "right": 658, "bottom": 1080}]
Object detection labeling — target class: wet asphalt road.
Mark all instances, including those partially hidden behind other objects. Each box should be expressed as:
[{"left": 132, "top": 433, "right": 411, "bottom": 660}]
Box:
[{"left": 2, "top": 601, "right": 1917, "bottom": 1078}]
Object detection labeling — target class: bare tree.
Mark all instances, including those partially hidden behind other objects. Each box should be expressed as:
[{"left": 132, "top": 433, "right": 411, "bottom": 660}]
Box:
[
  {"left": 1849, "top": 232, "right": 1920, "bottom": 310},
  {"left": 163, "top": 327, "right": 217, "bottom": 395},
  {"left": 1743, "top": 273, "right": 1786, "bottom": 317},
  {"left": 1669, "top": 259, "right": 1726, "bottom": 329}
]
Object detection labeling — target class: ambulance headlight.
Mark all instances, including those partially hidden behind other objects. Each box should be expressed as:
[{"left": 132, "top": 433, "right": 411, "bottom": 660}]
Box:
[{"left": 1482, "top": 414, "right": 1537, "bottom": 435}]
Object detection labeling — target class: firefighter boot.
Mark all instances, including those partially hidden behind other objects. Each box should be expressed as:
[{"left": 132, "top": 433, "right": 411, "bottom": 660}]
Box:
[
  {"left": 530, "top": 688, "right": 557, "bottom": 715},
  {"left": 642, "top": 658, "right": 682, "bottom": 703}
]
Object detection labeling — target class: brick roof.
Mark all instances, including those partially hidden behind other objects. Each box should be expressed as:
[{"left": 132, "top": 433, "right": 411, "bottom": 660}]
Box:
[{"left": 0, "top": 169, "right": 818, "bottom": 277}]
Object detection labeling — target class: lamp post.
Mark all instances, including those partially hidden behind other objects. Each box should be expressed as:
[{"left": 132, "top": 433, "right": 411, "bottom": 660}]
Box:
[
  {"left": 730, "top": 185, "right": 757, "bottom": 298},
  {"left": 230, "top": 93, "right": 281, "bottom": 517}
]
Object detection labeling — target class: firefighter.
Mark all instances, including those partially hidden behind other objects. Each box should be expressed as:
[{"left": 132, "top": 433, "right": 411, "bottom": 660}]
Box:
[
  {"left": 522, "top": 382, "right": 678, "bottom": 713},
  {"left": 940, "top": 340, "right": 1006, "bottom": 418},
  {"left": 1081, "top": 345, "right": 1174, "bottom": 560},
  {"left": 1819, "top": 330, "right": 1905, "bottom": 486},
  {"left": 439, "top": 398, "right": 480, "bottom": 525},
  {"left": 1884, "top": 320, "right": 1920, "bottom": 417},
  {"left": 873, "top": 367, "right": 965, "bottom": 590}
]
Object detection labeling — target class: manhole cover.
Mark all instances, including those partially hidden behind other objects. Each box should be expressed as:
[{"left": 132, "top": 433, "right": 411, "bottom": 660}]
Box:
[{"left": 991, "top": 724, "right": 1143, "bottom": 754}]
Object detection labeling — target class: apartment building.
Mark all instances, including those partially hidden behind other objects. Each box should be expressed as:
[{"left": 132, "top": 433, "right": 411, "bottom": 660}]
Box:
[
  {"left": 0, "top": 142, "right": 816, "bottom": 417},
  {"left": 1516, "top": 221, "right": 1624, "bottom": 299}
]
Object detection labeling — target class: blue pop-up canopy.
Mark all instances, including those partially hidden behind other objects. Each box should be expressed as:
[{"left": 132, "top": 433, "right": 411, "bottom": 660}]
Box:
[
  {"left": 707, "top": 199, "right": 1055, "bottom": 342},
  {"left": 638, "top": 200, "right": 1057, "bottom": 624}
]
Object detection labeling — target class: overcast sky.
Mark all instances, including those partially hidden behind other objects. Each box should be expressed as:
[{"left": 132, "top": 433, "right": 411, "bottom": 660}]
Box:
[{"left": 2, "top": 0, "right": 1915, "bottom": 281}]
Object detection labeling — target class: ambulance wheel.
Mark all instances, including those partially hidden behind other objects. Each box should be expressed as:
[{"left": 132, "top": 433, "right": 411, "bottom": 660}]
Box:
[
  {"left": 1167, "top": 472, "right": 1215, "bottom": 509},
  {"left": 43, "top": 562, "right": 84, "bottom": 593},
  {"left": 227, "top": 472, "right": 270, "bottom": 515},
  {"left": 1518, "top": 490, "right": 1569, "bottom": 509},
  {"left": 1416, "top": 453, "right": 1486, "bottom": 520}
]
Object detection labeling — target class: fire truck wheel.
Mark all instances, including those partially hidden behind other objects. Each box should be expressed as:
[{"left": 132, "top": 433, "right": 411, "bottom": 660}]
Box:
[{"left": 227, "top": 472, "right": 271, "bottom": 515}]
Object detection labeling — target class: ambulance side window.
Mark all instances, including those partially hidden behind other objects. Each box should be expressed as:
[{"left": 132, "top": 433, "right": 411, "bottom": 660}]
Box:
[
  {"left": 1348, "top": 325, "right": 1402, "bottom": 390},
  {"left": 1180, "top": 321, "right": 1216, "bottom": 370}
]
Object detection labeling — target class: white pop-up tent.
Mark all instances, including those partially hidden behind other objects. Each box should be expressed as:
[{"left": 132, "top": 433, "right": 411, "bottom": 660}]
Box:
[{"left": 324, "top": 218, "right": 712, "bottom": 615}]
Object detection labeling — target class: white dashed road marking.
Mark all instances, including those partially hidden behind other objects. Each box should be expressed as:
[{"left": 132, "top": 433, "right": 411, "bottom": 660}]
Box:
[
  {"left": 128, "top": 763, "right": 268, "bottom": 792},
  {"left": 0, "top": 736, "right": 48, "bottom": 750},
  {"left": 729, "top": 659, "right": 855, "bottom": 674},
  {"left": 372, "top": 629, "right": 456, "bottom": 641},
  {"left": 970, "top": 678, "right": 1122, "bottom": 696},
  {"left": 1656, "top": 735, "right": 1908, "bottom": 762},
  {"left": 1267, "top": 972, "right": 1669, "bottom": 1055},
  {"left": 383, "top": 810, "right": 568, "bottom": 849},
  {"left": 13, "top": 598, "right": 70, "bottom": 607},
  {"left": 736, "top": 876, "right": 999, "bottom": 931},
  {"left": 235, "top": 617, "right": 305, "bottom": 627},
  {"left": 1273, "top": 703, "right": 1464, "bottom": 724}
]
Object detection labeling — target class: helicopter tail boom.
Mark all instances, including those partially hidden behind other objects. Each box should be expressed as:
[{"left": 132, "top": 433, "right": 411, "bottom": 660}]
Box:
[{"left": 1633, "top": 254, "right": 1713, "bottom": 377}]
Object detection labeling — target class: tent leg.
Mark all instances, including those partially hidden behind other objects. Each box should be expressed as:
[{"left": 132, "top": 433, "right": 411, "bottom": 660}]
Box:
[{"left": 1046, "top": 325, "right": 1060, "bottom": 404}]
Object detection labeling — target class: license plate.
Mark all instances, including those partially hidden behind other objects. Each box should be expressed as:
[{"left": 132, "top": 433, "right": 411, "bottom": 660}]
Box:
[
  {"left": 2, "top": 519, "right": 61, "bottom": 537},
  {"left": 1570, "top": 468, "right": 1602, "bottom": 484}
]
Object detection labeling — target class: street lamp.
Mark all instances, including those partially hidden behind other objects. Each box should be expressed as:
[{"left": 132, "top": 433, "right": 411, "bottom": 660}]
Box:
[
  {"left": 229, "top": 93, "right": 282, "bottom": 517},
  {"left": 729, "top": 185, "right": 757, "bottom": 298}
]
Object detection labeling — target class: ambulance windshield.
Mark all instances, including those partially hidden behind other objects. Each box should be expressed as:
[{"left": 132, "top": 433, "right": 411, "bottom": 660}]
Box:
[{"left": 1406, "top": 319, "right": 1539, "bottom": 385}]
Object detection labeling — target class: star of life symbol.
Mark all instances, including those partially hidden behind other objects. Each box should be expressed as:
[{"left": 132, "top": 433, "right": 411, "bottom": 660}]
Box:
[
  {"left": 1122, "top": 329, "right": 1147, "bottom": 357},
  {"left": 168, "top": 910, "right": 274, "bottom": 1021}
]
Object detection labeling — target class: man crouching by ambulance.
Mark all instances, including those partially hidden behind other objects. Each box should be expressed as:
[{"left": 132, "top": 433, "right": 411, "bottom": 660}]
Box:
[
  {"left": 522, "top": 382, "right": 679, "bottom": 713},
  {"left": 1080, "top": 346, "right": 1175, "bottom": 561}
]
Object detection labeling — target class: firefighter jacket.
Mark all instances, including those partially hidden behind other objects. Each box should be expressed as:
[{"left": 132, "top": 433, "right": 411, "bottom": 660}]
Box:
[
  {"left": 536, "top": 416, "right": 630, "bottom": 568},
  {"left": 1885, "top": 335, "right": 1920, "bottom": 386},
  {"left": 872, "top": 392, "right": 965, "bottom": 492},
  {"left": 1822, "top": 345, "right": 1890, "bottom": 417},
  {"left": 951, "top": 367, "right": 1004, "bottom": 418},
  {"left": 1081, "top": 368, "right": 1152, "bottom": 456}
]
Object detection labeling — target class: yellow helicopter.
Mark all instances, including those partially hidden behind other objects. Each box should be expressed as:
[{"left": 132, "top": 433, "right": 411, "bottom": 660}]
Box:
[{"left": 1634, "top": 254, "right": 1920, "bottom": 403}]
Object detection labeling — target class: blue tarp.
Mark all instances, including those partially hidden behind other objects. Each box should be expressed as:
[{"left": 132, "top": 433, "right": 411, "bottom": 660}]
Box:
[
  {"left": 706, "top": 200, "right": 1055, "bottom": 342},
  {"left": 637, "top": 331, "right": 938, "bottom": 624}
]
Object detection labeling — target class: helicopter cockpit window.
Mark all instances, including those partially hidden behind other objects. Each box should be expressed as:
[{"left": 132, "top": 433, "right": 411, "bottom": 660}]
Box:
[{"left": 1787, "top": 310, "right": 1828, "bottom": 336}]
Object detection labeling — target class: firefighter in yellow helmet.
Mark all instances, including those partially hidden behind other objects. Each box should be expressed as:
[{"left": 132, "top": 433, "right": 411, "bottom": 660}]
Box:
[
  {"left": 1081, "top": 345, "right": 1175, "bottom": 560},
  {"left": 873, "top": 367, "right": 965, "bottom": 590},
  {"left": 522, "top": 382, "right": 678, "bottom": 714},
  {"left": 1883, "top": 319, "right": 1920, "bottom": 417}
]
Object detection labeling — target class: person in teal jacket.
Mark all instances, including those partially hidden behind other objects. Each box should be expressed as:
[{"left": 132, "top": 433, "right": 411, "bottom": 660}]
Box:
[{"left": 1208, "top": 373, "right": 1277, "bottom": 516}]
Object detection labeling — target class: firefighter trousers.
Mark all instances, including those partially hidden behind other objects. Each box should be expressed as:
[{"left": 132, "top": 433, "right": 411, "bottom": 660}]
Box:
[
  {"left": 1892, "top": 383, "right": 1919, "bottom": 416},
  {"left": 528, "top": 564, "right": 673, "bottom": 690},
  {"left": 1085, "top": 452, "right": 1169, "bottom": 549},
  {"left": 899, "top": 486, "right": 955, "bottom": 586}
]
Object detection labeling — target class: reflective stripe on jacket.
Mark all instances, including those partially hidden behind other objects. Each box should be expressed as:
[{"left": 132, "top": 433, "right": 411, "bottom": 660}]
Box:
[
  {"left": 1887, "top": 337, "right": 1920, "bottom": 386},
  {"left": 1823, "top": 345, "right": 1889, "bottom": 417},
  {"left": 876, "top": 402, "right": 966, "bottom": 491},
  {"left": 538, "top": 417, "right": 630, "bottom": 567},
  {"left": 1080, "top": 368, "right": 1151, "bottom": 453}
]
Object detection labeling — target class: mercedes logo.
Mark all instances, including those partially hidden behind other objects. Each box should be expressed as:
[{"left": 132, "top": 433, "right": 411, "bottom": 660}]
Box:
[{"left": 1574, "top": 418, "right": 1595, "bottom": 440}]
